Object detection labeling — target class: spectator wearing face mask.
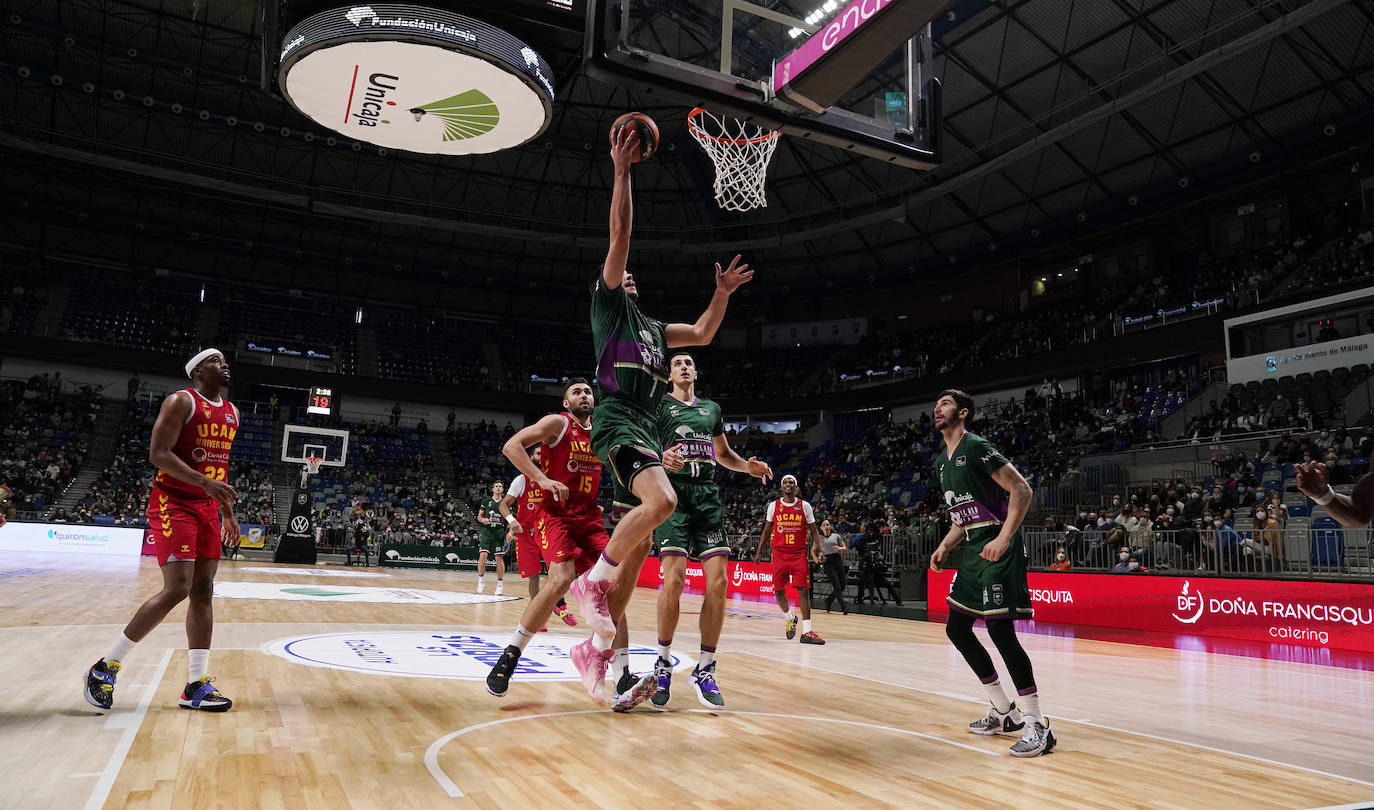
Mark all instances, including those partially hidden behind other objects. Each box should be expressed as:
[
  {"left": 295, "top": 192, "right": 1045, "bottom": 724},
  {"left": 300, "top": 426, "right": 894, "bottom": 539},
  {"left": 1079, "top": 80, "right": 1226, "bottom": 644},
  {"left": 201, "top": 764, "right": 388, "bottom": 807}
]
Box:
[
  {"left": 1213, "top": 517, "right": 1246, "bottom": 572},
  {"left": 1120, "top": 555, "right": 1148, "bottom": 574},
  {"left": 1234, "top": 483, "right": 1257, "bottom": 508},
  {"left": 1111, "top": 546, "right": 1133, "bottom": 572},
  {"left": 1049, "top": 546, "right": 1072, "bottom": 572},
  {"left": 1126, "top": 506, "right": 1154, "bottom": 550},
  {"left": 1182, "top": 488, "right": 1205, "bottom": 521}
]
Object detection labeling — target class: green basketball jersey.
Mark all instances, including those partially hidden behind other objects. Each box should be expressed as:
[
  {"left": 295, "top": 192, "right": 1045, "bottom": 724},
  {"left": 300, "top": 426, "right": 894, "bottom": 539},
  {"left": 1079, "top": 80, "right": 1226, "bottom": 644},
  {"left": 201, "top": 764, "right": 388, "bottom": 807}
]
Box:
[
  {"left": 590, "top": 277, "right": 669, "bottom": 408},
  {"left": 658, "top": 393, "right": 725, "bottom": 485},
  {"left": 478, "top": 498, "right": 504, "bottom": 534},
  {"left": 933, "top": 432, "right": 1014, "bottom": 548}
]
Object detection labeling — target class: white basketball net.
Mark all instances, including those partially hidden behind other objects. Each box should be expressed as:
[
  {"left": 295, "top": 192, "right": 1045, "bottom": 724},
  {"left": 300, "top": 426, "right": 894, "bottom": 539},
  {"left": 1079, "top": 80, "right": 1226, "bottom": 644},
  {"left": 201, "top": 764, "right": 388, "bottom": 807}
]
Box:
[
  {"left": 688, "top": 108, "right": 780, "bottom": 212},
  {"left": 304, "top": 456, "right": 323, "bottom": 475}
]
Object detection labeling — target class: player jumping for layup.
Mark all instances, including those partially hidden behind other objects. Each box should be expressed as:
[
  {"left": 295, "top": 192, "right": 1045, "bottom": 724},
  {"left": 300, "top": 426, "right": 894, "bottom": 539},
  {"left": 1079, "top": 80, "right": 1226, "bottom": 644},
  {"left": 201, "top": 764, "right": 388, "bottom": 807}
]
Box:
[
  {"left": 754, "top": 475, "right": 825, "bottom": 644},
  {"left": 567, "top": 123, "right": 753, "bottom": 700},
  {"left": 83, "top": 349, "right": 239, "bottom": 712},
  {"left": 498, "top": 445, "right": 577, "bottom": 630},
  {"left": 649, "top": 351, "right": 772, "bottom": 708},
  {"left": 929, "top": 389, "right": 1055, "bottom": 757}
]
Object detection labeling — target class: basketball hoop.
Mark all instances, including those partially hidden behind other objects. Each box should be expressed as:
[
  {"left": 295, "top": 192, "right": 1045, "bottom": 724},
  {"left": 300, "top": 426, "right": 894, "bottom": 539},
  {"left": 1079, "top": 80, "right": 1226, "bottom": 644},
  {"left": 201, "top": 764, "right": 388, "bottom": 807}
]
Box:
[
  {"left": 304, "top": 456, "right": 323, "bottom": 476},
  {"left": 687, "top": 107, "right": 780, "bottom": 212}
]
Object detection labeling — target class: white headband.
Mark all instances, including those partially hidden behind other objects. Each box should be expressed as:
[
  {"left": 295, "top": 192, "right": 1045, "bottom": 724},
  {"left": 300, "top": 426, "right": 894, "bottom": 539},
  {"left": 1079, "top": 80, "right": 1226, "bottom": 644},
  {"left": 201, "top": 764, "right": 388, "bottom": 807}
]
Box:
[
  {"left": 185, "top": 348, "right": 223, "bottom": 379},
  {"left": 781, "top": 474, "right": 797, "bottom": 484}
]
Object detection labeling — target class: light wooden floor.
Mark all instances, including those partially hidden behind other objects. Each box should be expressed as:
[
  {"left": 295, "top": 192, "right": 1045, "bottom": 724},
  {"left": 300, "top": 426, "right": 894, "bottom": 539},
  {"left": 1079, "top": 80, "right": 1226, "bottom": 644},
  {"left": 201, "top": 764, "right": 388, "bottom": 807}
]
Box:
[{"left": 3, "top": 551, "right": 1372, "bottom": 810}]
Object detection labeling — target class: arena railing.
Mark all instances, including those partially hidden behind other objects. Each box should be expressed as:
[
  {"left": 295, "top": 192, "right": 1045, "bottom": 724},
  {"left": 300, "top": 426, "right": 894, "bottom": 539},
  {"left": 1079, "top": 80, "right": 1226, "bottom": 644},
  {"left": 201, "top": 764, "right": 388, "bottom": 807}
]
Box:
[{"left": 1019, "top": 526, "right": 1373, "bottom": 581}]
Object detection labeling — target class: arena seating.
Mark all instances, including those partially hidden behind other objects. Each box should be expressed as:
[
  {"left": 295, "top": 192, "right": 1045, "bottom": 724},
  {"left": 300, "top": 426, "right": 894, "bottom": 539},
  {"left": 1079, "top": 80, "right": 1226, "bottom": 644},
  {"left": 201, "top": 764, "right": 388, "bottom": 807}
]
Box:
[
  {"left": 371, "top": 310, "right": 487, "bottom": 385},
  {"left": 0, "top": 378, "right": 100, "bottom": 514},
  {"left": 61, "top": 271, "right": 199, "bottom": 356}
]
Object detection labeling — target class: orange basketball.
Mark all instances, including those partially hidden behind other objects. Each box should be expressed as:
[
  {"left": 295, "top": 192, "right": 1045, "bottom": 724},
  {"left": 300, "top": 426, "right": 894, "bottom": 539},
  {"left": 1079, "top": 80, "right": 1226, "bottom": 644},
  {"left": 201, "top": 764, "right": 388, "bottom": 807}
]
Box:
[{"left": 609, "top": 112, "right": 660, "bottom": 161}]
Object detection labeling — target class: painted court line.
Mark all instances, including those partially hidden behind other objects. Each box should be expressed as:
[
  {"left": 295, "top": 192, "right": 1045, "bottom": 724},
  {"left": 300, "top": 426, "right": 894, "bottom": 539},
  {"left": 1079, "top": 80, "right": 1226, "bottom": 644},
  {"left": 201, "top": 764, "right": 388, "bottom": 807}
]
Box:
[
  {"left": 424, "top": 709, "right": 996, "bottom": 798},
  {"left": 85, "top": 647, "right": 173, "bottom": 810},
  {"left": 734, "top": 650, "right": 1374, "bottom": 790}
]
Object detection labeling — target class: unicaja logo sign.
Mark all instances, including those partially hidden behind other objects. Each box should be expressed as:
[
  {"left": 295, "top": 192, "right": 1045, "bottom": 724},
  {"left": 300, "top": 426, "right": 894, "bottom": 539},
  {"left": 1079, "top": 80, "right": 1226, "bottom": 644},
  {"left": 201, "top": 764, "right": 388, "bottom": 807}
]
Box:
[
  {"left": 346, "top": 6, "right": 377, "bottom": 25},
  {"left": 385, "top": 549, "right": 400, "bottom": 560},
  {"left": 1173, "top": 580, "right": 1204, "bottom": 624}
]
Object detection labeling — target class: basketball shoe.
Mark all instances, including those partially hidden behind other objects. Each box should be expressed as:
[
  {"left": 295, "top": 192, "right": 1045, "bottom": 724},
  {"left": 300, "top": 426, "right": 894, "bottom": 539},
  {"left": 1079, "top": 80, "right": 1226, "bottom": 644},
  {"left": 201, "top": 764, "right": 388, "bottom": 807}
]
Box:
[
  {"left": 569, "top": 638, "right": 613, "bottom": 707},
  {"left": 486, "top": 646, "right": 522, "bottom": 697},
  {"left": 611, "top": 672, "right": 658, "bottom": 713},
  {"left": 649, "top": 656, "right": 673, "bottom": 707},
  {"left": 476, "top": 578, "right": 486, "bottom": 594},
  {"left": 494, "top": 581, "right": 503, "bottom": 597},
  {"left": 568, "top": 575, "right": 616, "bottom": 636},
  {"left": 690, "top": 662, "right": 724, "bottom": 708},
  {"left": 555, "top": 601, "right": 578, "bottom": 626},
  {"left": 178, "top": 676, "right": 232, "bottom": 711},
  {"left": 784, "top": 615, "right": 797, "bottom": 640},
  {"left": 1009, "top": 717, "right": 1056, "bottom": 757},
  {"left": 968, "top": 702, "right": 1025, "bottom": 736},
  {"left": 83, "top": 658, "right": 121, "bottom": 710},
  {"left": 799, "top": 631, "right": 825, "bottom": 644}
]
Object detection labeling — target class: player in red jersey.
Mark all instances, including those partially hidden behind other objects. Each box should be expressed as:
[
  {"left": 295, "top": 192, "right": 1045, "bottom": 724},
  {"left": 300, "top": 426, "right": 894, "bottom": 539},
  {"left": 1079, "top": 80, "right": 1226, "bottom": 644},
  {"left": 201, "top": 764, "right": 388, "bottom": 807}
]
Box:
[
  {"left": 498, "top": 445, "right": 577, "bottom": 631},
  {"left": 754, "top": 474, "right": 826, "bottom": 644},
  {"left": 485, "top": 379, "right": 659, "bottom": 708},
  {"left": 83, "top": 349, "right": 240, "bottom": 712}
]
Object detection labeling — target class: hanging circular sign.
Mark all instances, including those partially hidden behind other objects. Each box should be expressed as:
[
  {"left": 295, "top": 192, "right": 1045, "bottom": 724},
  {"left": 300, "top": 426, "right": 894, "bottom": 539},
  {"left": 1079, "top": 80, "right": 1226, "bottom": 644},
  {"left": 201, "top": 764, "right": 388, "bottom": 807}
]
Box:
[{"left": 279, "top": 4, "right": 556, "bottom": 155}]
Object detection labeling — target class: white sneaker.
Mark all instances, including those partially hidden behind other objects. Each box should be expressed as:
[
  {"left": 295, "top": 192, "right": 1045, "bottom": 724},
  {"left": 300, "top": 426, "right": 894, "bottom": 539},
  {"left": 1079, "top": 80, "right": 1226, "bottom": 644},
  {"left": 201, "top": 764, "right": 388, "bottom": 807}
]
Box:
[
  {"left": 1008, "top": 717, "right": 1056, "bottom": 757},
  {"left": 476, "top": 579, "right": 486, "bottom": 594},
  {"left": 968, "top": 701, "right": 1024, "bottom": 736},
  {"left": 495, "top": 582, "right": 503, "bottom": 596}
]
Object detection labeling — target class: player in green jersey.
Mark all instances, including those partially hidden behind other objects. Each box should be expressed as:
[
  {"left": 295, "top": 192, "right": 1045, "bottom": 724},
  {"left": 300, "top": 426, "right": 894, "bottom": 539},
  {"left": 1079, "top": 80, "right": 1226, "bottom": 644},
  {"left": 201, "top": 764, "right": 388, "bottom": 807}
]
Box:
[
  {"left": 929, "top": 389, "right": 1056, "bottom": 757},
  {"left": 567, "top": 123, "right": 753, "bottom": 692},
  {"left": 645, "top": 352, "right": 772, "bottom": 708},
  {"left": 475, "top": 482, "right": 506, "bottom": 596}
]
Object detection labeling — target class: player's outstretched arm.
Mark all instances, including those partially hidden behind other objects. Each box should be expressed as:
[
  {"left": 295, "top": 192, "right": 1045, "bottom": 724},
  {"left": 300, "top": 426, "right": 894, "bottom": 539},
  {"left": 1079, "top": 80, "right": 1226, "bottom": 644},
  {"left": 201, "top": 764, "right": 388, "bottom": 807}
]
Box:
[
  {"left": 602, "top": 125, "right": 639, "bottom": 292},
  {"left": 149, "top": 392, "right": 237, "bottom": 507},
  {"left": 502, "top": 414, "right": 572, "bottom": 502},
  {"left": 1297, "top": 459, "right": 1374, "bottom": 528},
  {"left": 665, "top": 255, "right": 753, "bottom": 348},
  {"left": 713, "top": 434, "right": 772, "bottom": 482}
]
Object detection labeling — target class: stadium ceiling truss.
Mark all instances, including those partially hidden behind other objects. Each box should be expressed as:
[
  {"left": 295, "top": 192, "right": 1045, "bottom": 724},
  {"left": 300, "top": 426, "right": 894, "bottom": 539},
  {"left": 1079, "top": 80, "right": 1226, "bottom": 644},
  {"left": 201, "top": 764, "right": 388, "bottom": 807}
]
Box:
[{"left": 1, "top": 0, "right": 1372, "bottom": 302}]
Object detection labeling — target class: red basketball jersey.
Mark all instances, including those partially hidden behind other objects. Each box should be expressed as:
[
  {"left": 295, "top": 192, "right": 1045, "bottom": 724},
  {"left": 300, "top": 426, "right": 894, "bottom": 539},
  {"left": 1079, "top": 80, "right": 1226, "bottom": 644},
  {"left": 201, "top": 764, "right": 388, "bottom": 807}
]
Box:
[
  {"left": 539, "top": 412, "right": 600, "bottom": 513},
  {"left": 769, "top": 498, "right": 811, "bottom": 556},
  {"left": 154, "top": 388, "right": 238, "bottom": 499},
  {"left": 511, "top": 474, "right": 546, "bottom": 531}
]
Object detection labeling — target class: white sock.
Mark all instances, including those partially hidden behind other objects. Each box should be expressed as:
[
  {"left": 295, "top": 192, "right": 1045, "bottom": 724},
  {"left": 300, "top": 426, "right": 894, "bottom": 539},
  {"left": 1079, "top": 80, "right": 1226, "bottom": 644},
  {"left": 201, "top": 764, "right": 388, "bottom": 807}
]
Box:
[
  {"left": 588, "top": 554, "right": 619, "bottom": 584},
  {"left": 699, "top": 649, "right": 715, "bottom": 667},
  {"left": 106, "top": 633, "right": 137, "bottom": 665},
  {"left": 786, "top": 611, "right": 797, "bottom": 622},
  {"left": 982, "top": 679, "right": 1012, "bottom": 714},
  {"left": 802, "top": 619, "right": 812, "bottom": 634},
  {"left": 613, "top": 648, "right": 629, "bottom": 674},
  {"left": 657, "top": 643, "right": 671, "bottom": 660},
  {"left": 188, "top": 649, "right": 210, "bottom": 683},
  {"left": 591, "top": 633, "right": 613, "bottom": 652},
  {"left": 1019, "top": 691, "right": 1042, "bottom": 724},
  {"left": 509, "top": 624, "right": 536, "bottom": 652},
  {"left": 478, "top": 574, "right": 485, "bottom": 581}
]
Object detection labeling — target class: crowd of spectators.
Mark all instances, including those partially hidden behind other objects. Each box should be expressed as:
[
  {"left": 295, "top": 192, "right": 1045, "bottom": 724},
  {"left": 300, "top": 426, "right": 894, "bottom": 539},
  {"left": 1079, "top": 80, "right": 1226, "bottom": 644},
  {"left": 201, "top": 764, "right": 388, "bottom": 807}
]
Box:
[{"left": 0, "top": 375, "right": 99, "bottom": 515}]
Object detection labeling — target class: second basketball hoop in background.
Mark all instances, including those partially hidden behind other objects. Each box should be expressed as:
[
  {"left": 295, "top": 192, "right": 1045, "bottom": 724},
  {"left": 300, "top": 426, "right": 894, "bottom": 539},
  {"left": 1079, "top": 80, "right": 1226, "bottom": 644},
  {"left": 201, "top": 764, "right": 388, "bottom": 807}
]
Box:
[
  {"left": 609, "top": 112, "right": 660, "bottom": 161},
  {"left": 687, "top": 107, "right": 780, "bottom": 212}
]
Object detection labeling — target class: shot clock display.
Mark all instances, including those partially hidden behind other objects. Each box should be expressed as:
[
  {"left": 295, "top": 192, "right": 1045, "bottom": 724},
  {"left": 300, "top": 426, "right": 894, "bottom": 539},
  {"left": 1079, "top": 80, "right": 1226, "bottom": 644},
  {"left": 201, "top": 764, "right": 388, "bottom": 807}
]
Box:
[{"left": 306, "top": 387, "right": 336, "bottom": 417}]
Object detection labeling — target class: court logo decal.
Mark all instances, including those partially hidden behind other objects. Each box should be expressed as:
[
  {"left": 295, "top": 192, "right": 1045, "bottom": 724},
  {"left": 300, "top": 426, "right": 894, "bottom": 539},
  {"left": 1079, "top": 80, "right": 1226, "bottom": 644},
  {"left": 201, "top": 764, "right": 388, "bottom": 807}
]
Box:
[
  {"left": 214, "top": 581, "right": 516, "bottom": 604},
  {"left": 265, "top": 630, "right": 692, "bottom": 681},
  {"left": 244, "top": 566, "right": 389, "bottom": 578}
]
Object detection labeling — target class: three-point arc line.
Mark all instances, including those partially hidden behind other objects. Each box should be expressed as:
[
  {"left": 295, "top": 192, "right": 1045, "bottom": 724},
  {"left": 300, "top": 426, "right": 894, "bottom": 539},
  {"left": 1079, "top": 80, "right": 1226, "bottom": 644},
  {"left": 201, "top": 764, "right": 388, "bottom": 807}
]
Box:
[{"left": 423, "top": 709, "right": 997, "bottom": 797}]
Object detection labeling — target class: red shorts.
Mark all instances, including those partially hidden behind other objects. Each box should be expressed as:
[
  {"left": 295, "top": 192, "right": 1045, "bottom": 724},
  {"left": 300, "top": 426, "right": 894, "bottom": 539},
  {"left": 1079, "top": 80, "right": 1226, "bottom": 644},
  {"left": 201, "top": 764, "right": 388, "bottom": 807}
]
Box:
[
  {"left": 771, "top": 554, "right": 811, "bottom": 592},
  {"left": 538, "top": 508, "right": 608, "bottom": 576},
  {"left": 147, "top": 485, "right": 222, "bottom": 566},
  {"left": 514, "top": 517, "right": 544, "bottom": 579}
]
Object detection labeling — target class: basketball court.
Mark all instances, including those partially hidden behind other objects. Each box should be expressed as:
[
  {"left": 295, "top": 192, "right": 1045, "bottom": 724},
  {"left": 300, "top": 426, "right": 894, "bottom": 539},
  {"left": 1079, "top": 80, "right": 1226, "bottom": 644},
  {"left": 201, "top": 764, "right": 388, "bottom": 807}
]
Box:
[{"left": 4, "top": 552, "right": 1370, "bottom": 809}]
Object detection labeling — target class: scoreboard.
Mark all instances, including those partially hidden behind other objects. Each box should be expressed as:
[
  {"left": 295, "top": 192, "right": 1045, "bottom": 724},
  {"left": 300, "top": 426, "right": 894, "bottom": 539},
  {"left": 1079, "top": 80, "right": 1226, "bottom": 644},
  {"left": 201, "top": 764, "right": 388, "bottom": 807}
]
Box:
[{"left": 306, "top": 386, "right": 336, "bottom": 417}]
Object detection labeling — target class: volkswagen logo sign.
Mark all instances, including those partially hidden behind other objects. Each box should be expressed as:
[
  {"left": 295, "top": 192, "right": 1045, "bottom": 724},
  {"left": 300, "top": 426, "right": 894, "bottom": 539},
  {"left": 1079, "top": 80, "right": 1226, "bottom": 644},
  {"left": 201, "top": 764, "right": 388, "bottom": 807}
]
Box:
[{"left": 290, "top": 516, "right": 310, "bottom": 533}]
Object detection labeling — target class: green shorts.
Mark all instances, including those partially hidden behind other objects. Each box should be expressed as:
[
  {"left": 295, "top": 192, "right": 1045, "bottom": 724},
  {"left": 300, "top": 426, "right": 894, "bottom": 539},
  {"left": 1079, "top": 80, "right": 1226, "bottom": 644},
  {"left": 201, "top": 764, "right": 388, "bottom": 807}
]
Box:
[
  {"left": 947, "top": 535, "right": 1033, "bottom": 618},
  {"left": 655, "top": 483, "right": 728, "bottom": 560},
  {"left": 591, "top": 396, "right": 662, "bottom": 491},
  {"left": 479, "top": 528, "right": 507, "bottom": 555}
]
